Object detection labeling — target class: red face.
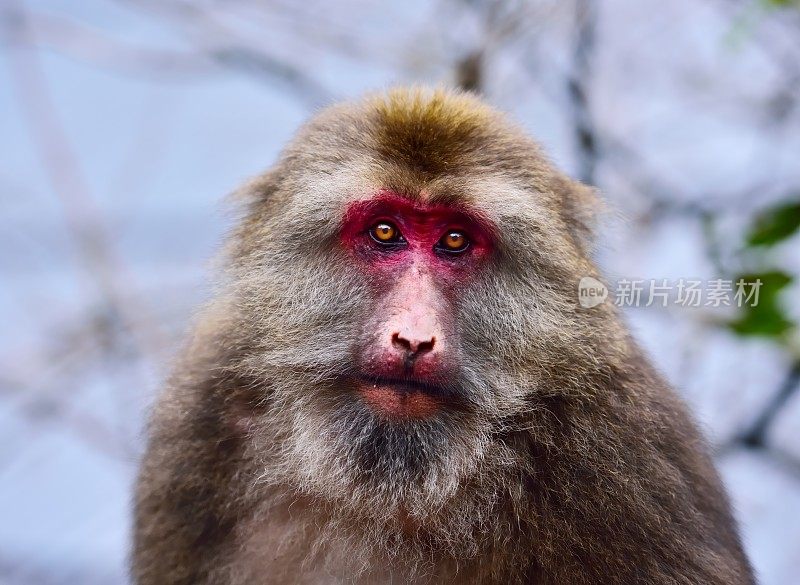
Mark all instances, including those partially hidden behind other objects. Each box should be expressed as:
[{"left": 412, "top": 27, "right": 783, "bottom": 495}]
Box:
[{"left": 340, "top": 192, "right": 494, "bottom": 420}]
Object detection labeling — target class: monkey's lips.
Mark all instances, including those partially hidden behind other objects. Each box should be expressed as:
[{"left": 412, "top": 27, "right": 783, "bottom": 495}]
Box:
[{"left": 355, "top": 376, "right": 445, "bottom": 419}]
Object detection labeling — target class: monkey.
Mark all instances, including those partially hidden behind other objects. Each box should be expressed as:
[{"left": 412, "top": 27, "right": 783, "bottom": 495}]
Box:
[{"left": 133, "top": 87, "right": 755, "bottom": 585}]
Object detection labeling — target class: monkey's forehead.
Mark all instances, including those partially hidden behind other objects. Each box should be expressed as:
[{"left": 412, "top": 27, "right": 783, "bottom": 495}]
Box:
[
  {"left": 370, "top": 87, "right": 504, "bottom": 175},
  {"left": 292, "top": 86, "right": 552, "bottom": 186},
  {"left": 260, "top": 86, "right": 592, "bottom": 246}
]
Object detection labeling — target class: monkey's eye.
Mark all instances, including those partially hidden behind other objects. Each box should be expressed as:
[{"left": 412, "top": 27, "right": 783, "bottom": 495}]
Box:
[
  {"left": 369, "top": 221, "right": 403, "bottom": 245},
  {"left": 436, "top": 230, "right": 470, "bottom": 254}
]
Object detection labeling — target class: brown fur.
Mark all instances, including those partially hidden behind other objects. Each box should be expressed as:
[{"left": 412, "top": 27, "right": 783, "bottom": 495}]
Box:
[{"left": 133, "top": 87, "right": 754, "bottom": 584}]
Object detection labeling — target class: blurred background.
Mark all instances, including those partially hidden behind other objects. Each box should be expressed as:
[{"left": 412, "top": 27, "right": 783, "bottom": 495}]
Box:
[{"left": 1, "top": 0, "right": 799, "bottom": 583}]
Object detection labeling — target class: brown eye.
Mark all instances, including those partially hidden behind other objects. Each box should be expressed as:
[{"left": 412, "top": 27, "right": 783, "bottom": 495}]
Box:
[
  {"left": 370, "top": 222, "right": 402, "bottom": 244},
  {"left": 438, "top": 230, "right": 469, "bottom": 253}
]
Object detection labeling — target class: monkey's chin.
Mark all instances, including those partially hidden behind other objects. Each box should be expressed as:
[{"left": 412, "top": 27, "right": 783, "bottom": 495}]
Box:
[{"left": 356, "top": 380, "right": 442, "bottom": 419}]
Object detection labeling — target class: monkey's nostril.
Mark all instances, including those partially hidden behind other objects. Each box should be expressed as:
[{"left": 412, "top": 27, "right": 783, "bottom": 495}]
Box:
[
  {"left": 416, "top": 337, "right": 435, "bottom": 354},
  {"left": 391, "top": 332, "right": 411, "bottom": 351},
  {"left": 392, "top": 332, "right": 435, "bottom": 356}
]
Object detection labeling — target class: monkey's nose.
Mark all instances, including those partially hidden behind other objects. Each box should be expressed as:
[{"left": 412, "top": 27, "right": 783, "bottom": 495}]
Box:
[{"left": 391, "top": 332, "right": 436, "bottom": 359}]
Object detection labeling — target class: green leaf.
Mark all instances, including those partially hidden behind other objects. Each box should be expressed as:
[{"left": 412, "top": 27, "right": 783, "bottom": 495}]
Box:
[
  {"left": 728, "top": 270, "right": 796, "bottom": 338},
  {"left": 762, "top": 0, "right": 800, "bottom": 8},
  {"left": 746, "top": 200, "right": 800, "bottom": 247},
  {"left": 730, "top": 306, "right": 794, "bottom": 337},
  {"left": 737, "top": 270, "right": 792, "bottom": 291}
]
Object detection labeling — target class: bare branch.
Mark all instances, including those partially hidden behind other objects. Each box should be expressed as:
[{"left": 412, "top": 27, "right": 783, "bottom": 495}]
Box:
[
  {"left": 568, "top": 0, "right": 598, "bottom": 185},
  {"left": 3, "top": 2, "right": 165, "bottom": 373},
  {"left": 739, "top": 360, "right": 800, "bottom": 448},
  {"left": 0, "top": 10, "right": 218, "bottom": 79},
  {"left": 118, "top": 0, "right": 336, "bottom": 108}
]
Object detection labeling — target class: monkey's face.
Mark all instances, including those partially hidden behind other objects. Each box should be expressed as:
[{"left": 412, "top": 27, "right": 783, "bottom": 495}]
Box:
[
  {"left": 241, "top": 181, "right": 596, "bottom": 520},
  {"left": 339, "top": 191, "right": 494, "bottom": 421},
  {"left": 236, "top": 91, "right": 612, "bottom": 521}
]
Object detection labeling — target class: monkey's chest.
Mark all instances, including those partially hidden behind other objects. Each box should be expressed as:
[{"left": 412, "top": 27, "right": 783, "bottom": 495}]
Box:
[{"left": 231, "top": 504, "right": 475, "bottom": 585}]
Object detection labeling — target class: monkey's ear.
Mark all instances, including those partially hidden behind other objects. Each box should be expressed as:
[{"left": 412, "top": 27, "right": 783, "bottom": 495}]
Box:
[
  {"left": 553, "top": 175, "right": 604, "bottom": 255},
  {"left": 229, "top": 169, "right": 281, "bottom": 208},
  {"left": 223, "top": 170, "right": 283, "bottom": 264}
]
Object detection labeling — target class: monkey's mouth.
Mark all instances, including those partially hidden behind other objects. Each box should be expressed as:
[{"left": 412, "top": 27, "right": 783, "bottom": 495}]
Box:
[{"left": 354, "top": 375, "right": 450, "bottom": 419}]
